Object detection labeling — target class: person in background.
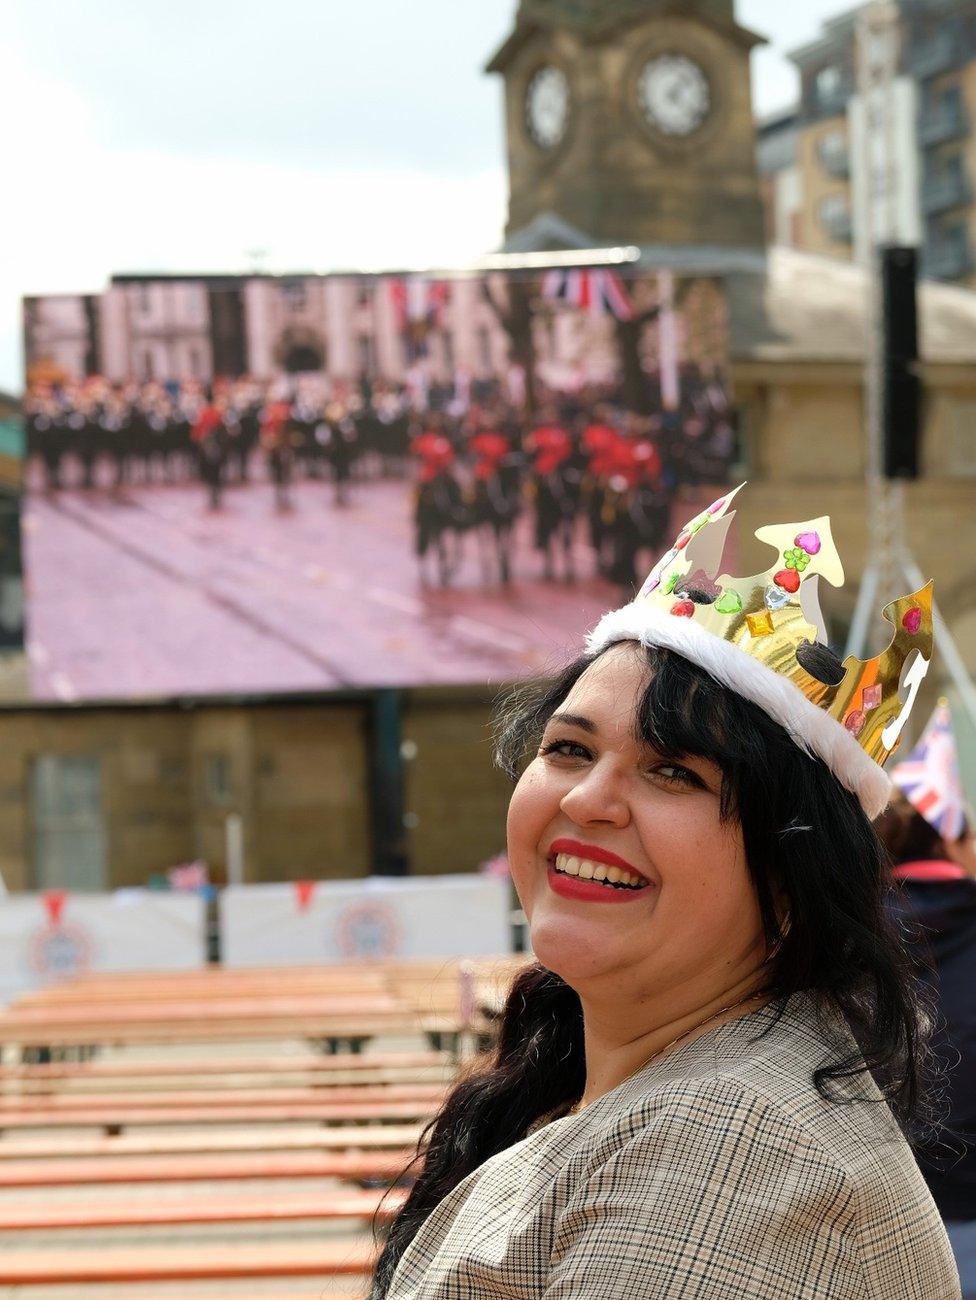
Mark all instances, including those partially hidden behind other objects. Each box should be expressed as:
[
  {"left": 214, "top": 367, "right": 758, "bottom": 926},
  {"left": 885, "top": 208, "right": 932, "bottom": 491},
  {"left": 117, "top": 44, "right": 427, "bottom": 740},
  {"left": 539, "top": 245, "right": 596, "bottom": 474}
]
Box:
[{"left": 877, "top": 701, "right": 976, "bottom": 1298}]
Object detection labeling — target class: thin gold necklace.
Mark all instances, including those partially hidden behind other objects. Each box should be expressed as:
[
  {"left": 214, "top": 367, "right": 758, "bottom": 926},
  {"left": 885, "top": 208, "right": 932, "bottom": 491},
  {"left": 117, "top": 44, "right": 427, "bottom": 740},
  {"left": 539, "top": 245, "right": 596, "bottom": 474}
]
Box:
[{"left": 566, "top": 990, "right": 765, "bottom": 1118}]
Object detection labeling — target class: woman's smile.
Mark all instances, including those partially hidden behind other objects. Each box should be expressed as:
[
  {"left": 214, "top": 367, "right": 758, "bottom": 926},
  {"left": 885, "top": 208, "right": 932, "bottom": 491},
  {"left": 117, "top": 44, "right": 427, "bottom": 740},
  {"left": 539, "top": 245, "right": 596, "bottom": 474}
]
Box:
[{"left": 547, "top": 836, "right": 654, "bottom": 904}]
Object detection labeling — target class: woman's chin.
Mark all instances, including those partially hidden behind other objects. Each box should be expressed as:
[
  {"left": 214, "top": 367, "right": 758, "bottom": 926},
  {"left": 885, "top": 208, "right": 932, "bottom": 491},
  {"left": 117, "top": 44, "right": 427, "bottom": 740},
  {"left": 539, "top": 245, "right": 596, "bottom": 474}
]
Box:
[{"left": 527, "top": 916, "right": 623, "bottom": 985}]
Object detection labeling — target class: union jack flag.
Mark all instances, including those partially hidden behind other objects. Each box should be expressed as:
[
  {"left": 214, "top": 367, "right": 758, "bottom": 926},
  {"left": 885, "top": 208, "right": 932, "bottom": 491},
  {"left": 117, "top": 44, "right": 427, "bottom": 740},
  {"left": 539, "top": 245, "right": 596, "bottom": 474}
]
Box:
[
  {"left": 389, "top": 276, "right": 450, "bottom": 331},
  {"left": 891, "top": 701, "right": 966, "bottom": 841},
  {"left": 540, "top": 268, "right": 634, "bottom": 321}
]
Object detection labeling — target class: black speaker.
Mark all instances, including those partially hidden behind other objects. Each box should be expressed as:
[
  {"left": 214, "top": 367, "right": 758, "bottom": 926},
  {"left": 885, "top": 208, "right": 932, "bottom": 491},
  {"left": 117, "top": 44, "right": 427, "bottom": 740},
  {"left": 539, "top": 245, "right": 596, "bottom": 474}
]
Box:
[{"left": 881, "top": 245, "right": 920, "bottom": 480}]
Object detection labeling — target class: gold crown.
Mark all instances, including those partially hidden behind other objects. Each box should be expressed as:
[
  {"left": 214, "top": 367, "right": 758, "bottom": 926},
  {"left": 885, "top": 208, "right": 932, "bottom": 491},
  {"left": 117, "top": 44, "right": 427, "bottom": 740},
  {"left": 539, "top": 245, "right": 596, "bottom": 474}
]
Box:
[{"left": 603, "top": 485, "right": 933, "bottom": 773}]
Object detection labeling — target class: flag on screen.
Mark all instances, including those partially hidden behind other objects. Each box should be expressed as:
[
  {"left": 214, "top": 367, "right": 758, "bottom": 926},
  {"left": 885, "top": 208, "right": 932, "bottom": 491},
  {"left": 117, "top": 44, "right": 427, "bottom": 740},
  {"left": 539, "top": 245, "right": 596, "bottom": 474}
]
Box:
[
  {"left": 389, "top": 277, "right": 450, "bottom": 331},
  {"left": 891, "top": 701, "right": 967, "bottom": 842},
  {"left": 540, "top": 268, "right": 634, "bottom": 321}
]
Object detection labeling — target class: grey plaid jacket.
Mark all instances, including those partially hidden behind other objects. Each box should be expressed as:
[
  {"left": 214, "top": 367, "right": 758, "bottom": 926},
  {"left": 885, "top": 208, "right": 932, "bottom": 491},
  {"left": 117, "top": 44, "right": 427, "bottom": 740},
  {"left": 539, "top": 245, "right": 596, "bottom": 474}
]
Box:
[{"left": 387, "top": 993, "right": 960, "bottom": 1298}]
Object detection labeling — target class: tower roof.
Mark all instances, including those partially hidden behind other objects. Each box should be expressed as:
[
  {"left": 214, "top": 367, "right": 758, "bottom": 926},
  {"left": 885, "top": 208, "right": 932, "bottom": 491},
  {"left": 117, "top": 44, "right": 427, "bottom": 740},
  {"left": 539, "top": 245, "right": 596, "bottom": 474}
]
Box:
[{"left": 486, "top": 0, "right": 765, "bottom": 73}]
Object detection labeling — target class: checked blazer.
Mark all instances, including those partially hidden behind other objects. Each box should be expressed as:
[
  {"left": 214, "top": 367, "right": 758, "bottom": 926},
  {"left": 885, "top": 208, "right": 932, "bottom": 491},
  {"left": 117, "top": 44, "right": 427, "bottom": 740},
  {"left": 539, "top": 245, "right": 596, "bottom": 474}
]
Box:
[{"left": 386, "top": 992, "right": 959, "bottom": 1299}]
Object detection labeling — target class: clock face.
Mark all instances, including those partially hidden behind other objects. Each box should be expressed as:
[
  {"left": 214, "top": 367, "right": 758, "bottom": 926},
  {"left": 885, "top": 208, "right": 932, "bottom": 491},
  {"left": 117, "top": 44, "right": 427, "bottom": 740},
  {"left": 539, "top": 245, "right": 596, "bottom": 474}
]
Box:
[
  {"left": 638, "top": 55, "right": 711, "bottom": 138},
  {"left": 525, "top": 65, "right": 570, "bottom": 150}
]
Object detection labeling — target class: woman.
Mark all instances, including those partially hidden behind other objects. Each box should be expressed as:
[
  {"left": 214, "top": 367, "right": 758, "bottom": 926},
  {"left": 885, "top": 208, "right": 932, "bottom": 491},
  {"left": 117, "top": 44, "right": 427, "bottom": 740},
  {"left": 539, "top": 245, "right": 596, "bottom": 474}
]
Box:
[
  {"left": 371, "top": 493, "right": 960, "bottom": 1299},
  {"left": 878, "top": 783, "right": 976, "bottom": 1296}
]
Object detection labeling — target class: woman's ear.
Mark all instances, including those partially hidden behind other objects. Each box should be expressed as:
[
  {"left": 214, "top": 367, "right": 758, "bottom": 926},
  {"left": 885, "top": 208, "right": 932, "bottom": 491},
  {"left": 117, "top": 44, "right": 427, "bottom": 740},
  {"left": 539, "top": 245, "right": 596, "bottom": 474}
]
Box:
[{"left": 946, "top": 831, "right": 976, "bottom": 879}]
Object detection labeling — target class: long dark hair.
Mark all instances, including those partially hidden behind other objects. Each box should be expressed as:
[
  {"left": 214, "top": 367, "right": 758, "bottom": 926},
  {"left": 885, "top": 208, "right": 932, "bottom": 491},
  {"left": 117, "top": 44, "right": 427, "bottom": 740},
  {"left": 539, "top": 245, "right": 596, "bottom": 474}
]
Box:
[{"left": 369, "top": 645, "right": 930, "bottom": 1297}]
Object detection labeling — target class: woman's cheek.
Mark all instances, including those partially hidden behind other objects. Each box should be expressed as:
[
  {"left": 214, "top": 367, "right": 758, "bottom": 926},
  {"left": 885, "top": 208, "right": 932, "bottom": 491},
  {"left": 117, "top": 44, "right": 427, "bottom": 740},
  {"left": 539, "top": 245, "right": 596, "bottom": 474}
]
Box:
[{"left": 506, "top": 762, "right": 551, "bottom": 914}]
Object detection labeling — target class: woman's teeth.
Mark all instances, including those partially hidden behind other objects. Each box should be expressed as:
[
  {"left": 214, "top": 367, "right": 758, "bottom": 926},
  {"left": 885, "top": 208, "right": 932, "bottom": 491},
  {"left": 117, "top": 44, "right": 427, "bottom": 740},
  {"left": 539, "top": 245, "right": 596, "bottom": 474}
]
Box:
[{"left": 552, "top": 852, "right": 646, "bottom": 890}]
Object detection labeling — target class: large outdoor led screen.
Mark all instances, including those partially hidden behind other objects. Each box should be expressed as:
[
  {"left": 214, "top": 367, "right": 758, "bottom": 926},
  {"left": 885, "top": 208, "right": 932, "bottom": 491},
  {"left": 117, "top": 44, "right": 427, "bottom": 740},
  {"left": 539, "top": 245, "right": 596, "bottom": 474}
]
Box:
[{"left": 21, "top": 265, "right": 738, "bottom": 700}]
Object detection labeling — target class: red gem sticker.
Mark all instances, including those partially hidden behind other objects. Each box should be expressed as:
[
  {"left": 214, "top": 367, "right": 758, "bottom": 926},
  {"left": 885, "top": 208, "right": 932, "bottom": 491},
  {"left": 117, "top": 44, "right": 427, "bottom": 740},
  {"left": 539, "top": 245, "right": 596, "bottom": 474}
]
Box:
[
  {"left": 773, "top": 568, "right": 801, "bottom": 594},
  {"left": 675, "top": 531, "right": 691, "bottom": 550},
  {"left": 670, "top": 601, "right": 695, "bottom": 618},
  {"left": 902, "top": 606, "right": 922, "bottom": 634},
  {"left": 845, "top": 710, "right": 867, "bottom": 737},
  {"left": 862, "top": 684, "right": 882, "bottom": 712}
]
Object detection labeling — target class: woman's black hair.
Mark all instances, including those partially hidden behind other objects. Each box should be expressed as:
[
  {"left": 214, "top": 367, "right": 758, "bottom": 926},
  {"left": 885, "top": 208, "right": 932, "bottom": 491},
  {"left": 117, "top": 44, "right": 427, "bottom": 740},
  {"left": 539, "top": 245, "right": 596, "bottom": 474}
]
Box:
[{"left": 369, "top": 644, "right": 930, "bottom": 1297}]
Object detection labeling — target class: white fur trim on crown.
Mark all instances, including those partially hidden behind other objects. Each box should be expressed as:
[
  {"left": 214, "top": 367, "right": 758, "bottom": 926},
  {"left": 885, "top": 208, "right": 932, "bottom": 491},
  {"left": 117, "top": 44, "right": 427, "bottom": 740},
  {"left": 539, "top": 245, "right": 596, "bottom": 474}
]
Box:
[{"left": 586, "top": 601, "right": 893, "bottom": 820}]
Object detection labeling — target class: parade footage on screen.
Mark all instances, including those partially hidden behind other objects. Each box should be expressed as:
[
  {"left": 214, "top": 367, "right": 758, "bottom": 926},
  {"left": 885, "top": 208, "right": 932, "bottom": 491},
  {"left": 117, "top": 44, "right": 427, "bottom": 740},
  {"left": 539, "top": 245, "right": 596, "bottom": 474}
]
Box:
[{"left": 21, "top": 266, "right": 739, "bottom": 701}]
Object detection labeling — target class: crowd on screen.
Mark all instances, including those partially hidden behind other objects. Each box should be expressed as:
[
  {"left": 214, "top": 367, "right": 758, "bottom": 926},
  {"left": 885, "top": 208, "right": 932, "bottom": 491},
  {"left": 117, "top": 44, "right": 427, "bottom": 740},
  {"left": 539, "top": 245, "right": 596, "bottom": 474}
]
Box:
[{"left": 22, "top": 370, "right": 735, "bottom": 590}]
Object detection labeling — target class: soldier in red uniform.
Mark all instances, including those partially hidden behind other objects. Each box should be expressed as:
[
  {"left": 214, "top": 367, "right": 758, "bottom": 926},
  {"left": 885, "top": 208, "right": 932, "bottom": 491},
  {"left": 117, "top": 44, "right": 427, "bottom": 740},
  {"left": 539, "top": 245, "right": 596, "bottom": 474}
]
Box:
[
  {"left": 467, "top": 420, "right": 523, "bottom": 585},
  {"left": 411, "top": 420, "right": 465, "bottom": 585},
  {"left": 260, "top": 396, "right": 295, "bottom": 511},
  {"left": 525, "top": 414, "right": 579, "bottom": 582}
]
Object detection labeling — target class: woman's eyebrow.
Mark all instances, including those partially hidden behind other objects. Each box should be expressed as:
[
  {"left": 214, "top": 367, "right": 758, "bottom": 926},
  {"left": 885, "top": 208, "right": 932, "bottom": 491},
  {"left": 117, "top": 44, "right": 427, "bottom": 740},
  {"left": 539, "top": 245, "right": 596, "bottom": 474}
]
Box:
[{"left": 548, "top": 711, "right": 597, "bottom": 734}]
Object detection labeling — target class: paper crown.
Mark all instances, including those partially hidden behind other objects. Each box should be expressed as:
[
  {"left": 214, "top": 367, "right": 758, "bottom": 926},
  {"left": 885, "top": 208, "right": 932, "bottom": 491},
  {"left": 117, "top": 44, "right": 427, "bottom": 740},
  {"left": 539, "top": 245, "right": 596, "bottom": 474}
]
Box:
[{"left": 586, "top": 485, "right": 934, "bottom": 819}]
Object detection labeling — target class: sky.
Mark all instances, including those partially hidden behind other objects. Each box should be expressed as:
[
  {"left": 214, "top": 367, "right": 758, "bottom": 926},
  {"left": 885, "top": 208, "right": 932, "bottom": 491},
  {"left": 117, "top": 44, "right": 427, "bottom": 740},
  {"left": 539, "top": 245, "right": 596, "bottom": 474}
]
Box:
[{"left": 2, "top": 0, "right": 855, "bottom": 393}]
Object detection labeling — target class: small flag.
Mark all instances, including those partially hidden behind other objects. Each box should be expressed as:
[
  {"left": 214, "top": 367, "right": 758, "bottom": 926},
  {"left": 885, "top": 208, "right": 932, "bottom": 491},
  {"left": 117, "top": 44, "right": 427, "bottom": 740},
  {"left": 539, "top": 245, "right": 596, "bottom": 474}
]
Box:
[
  {"left": 389, "top": 277, "right": 450, "bottom": 331},
  {"left": 294, "top": 880, "right": 317, "bottom": 913},
  {"left": 540, "top": 268, "right": 634, "bottom": 321},
  {"left": 167, "top": 861, "right": 209, "bottom": 892},
  {"left": 891, "top": 701, "right": 967, "bottom": 842},
  {"left": 42, "top": 890, "right": 67, "bottom": 926}
]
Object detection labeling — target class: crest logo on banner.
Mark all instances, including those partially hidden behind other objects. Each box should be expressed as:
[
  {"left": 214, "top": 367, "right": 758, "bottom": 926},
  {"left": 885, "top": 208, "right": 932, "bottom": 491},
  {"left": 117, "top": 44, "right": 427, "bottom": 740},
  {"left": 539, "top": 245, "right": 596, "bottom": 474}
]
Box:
[
  {"left": 28, "top": 892, "right": 93, "bottom": 981},
  {"left": 335, "top": 900, "right": 401, "bottom": 960}
]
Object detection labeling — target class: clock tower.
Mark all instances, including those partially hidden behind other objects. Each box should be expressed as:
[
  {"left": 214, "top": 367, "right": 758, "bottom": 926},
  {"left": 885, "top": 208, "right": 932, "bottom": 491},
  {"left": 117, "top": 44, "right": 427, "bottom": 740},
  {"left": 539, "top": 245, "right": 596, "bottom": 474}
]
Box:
[{"left": 487, "top": 0, "right": 767, "bottom": 253}]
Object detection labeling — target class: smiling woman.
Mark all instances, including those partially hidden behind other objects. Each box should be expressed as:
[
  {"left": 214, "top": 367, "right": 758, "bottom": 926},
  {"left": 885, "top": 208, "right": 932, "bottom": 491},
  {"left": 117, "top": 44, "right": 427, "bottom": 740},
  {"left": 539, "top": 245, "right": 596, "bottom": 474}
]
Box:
[{"left": 369, "top": 496, "right": 961, "bottom": 1299}]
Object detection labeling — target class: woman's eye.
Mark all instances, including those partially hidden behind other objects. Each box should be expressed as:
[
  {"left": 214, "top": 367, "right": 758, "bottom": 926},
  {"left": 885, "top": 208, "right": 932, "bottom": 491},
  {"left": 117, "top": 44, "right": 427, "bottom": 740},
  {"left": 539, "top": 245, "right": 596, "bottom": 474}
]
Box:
[
  {"left": 539, "top": 739, "right": 591, "bottom": 760},
  {"left": 648, "top": 763, "right": 701, "bottom": 787}
]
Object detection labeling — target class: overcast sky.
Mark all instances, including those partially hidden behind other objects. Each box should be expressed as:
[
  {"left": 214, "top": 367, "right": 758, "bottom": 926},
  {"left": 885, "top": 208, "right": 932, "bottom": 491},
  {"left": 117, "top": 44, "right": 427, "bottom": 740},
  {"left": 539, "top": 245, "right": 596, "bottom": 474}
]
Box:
[{"left": 2, "top": 0, "right": 854, "bottom": 393}]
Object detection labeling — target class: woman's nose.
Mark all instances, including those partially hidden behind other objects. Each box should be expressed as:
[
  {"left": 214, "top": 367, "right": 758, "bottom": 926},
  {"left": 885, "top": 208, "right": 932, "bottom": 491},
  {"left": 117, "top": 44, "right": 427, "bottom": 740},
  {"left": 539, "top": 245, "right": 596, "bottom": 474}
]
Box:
[{"left": 559, "top": 761, "right": 630, "bottom": 828}]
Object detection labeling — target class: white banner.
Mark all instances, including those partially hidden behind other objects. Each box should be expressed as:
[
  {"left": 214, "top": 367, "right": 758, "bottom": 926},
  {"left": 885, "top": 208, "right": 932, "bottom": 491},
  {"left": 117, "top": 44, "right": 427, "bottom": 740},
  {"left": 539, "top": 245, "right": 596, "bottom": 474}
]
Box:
[
  {"left": 219, "top": 875, "right": 512, "bottom": 966},
  {"left": 0, "top": 891, "right": 207, "bottom": 1005}
]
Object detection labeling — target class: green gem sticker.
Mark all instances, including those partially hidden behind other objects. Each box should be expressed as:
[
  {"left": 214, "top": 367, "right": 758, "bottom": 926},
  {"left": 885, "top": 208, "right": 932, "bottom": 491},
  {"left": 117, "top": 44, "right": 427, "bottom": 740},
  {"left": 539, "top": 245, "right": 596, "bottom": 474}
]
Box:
[
  {"left": 664, "top": 572, "right": 681, "bottom": 595},
  {"left": 715, "top": 589, "right": 743, "bottom": 615},
  {"left": 784, "top": 547, "right": 811, "bottom": 572}
]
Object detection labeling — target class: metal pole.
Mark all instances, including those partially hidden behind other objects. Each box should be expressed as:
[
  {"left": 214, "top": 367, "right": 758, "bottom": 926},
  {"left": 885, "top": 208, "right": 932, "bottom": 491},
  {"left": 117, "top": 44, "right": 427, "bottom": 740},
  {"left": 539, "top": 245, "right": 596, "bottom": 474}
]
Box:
[
  {"left": 225, "top": 813, "right": 244, "bottom": 887},
  {"left": 846, "top": 0, "right": 904, "bottom": 661}
]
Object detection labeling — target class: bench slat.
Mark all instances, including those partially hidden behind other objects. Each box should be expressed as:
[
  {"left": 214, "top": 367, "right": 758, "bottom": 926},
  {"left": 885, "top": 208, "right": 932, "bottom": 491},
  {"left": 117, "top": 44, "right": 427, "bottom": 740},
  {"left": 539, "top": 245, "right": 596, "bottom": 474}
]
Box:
[
  {"left": 0, "top": 1099, "right": 436, "bottom": 1129},
  {"left": 0, "top": 1238, "right": 377, "bottom": 1284},
  {"left": 0, "top": 1187, "right": 406, "bottom": 1229},
  {"left": 3, "top": 1083, "right": 445, "bottom": 1110},
  {"left": 0, "top": 1122, "right": 423, "bottom": 1159},
  {"left": 0, "top": 1147, "right": 413, "bottom": 1187}
]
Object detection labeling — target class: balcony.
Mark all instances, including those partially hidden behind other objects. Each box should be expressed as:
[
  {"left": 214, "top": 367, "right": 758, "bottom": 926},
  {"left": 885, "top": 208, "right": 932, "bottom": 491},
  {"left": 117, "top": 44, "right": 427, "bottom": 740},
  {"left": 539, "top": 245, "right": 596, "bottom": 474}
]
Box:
[
  {"left": 909, "top": 30, "right": 961, "bottom": 79},
  {"left": 820, "top": 205, "right": 854, "bottom": 243},
  {"left": 819, "top": 143, "right": 850, "bottom": 179},
  {"left": 922, "top": 168, "right": 972, "bottom": 214},
  {"left": 918, "top": 96, "right": 968, "bottom": 147},
  {"left": 923, "top": 236, "right": 974, "bottom": 281}
]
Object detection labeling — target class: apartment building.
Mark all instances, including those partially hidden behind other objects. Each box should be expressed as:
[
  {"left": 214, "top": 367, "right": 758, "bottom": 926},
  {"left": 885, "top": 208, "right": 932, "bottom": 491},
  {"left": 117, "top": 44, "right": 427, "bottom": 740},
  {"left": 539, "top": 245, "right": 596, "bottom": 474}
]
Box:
[{"left": 760, "top": 1, "right": 976, "bottom": 283}]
